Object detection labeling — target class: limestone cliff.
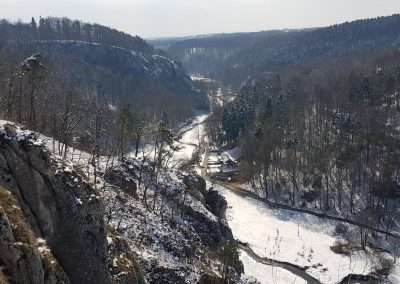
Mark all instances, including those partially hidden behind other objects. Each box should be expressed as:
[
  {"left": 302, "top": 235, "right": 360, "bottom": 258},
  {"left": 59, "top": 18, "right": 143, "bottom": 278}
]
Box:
[
  {"left": 0, "top": 121, "right": 240, "bottom": 283},
  {"left": 0, "top": 123, "right": 130, "bottom": 284}
]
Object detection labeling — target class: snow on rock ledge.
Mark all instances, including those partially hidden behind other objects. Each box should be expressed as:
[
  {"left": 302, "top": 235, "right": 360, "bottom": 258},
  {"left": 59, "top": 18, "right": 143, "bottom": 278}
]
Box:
[
  {"left": 102, "top": 157, "right": 241, "bottom": 282},
  {"left": 0, "top": 121, "right": 111, "bottom": 284}
]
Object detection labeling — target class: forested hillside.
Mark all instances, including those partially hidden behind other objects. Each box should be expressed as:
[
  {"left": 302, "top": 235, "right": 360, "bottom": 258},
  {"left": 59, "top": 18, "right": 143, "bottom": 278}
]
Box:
[
  {"left": 0, "top": 17, "right": 208, "bottom": 160},
  {"left": 207, "top": 43, "right": 400, "bottom": 243},
  {"left": 0, "top": 17, "right": 153, "bottom": 53},
  {"left": 167, "top": 30, "right": 290, "bottom": 76},
  {"left": 169, "top": 14, "right": 400, "bottom": 86},
  {"left": 0, "top": 18, "right": 238, "bottom": 284},
  {"left": 3, "top": 8, "right": 400, "bottom": 283}
]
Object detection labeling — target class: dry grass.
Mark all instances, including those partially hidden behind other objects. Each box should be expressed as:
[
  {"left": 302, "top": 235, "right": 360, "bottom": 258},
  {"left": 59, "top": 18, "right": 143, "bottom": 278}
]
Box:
[
  {"left": 0, "top": 187, "right": 36, "bottom": 246},
  {"left": 0, "top": 267, "right": 9, "bottom": 284},
  {"left": 105, "top": 225, "right": 140, "bottom": 283},
  {"left": 0, "top": 187, "right": 67, "bottom": 282}
]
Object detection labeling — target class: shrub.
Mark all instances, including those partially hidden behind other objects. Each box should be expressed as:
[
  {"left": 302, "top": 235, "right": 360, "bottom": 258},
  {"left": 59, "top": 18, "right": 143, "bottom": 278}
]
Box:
[
  {"left": 375, "top": 257, "right": 394, "bottom": 277},
  {"left": 334, "top": 223, "right": 349, "bottom": 236},
  {"left": 330, "top": 240, "right": 351, "bottom": 256}
]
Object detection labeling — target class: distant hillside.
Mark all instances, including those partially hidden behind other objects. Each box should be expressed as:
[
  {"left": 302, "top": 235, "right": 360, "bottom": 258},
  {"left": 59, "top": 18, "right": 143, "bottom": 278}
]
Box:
[
  {"left": 0, "top": 17, "right": 208, "bottom": 123},
  {"left": 147, "top": 36, "right": 196, "bottom": 51},
  {"left": 168, "top": 14, "right": 400, "bottom": 86},
  {"left": 0, "top": 16, "right": 154, "bottom": 54},
  {"left": 167, "top": 30, "right": 291, "bottom": 76}
]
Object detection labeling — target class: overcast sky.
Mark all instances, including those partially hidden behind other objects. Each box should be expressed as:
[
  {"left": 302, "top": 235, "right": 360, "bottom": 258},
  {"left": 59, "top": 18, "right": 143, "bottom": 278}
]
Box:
[{"left": 2, "top": 0, "right": 400, "bottom": 38}]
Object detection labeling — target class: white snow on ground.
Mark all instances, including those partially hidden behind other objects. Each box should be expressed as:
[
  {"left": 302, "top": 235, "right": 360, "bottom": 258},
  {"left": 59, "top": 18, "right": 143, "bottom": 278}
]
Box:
[
  {"left": 173, "top": 113, "right": 399, "bottom": 283},
  {"left": 0, "top": 120, "right": 43, "bottom": 145},
  {"left": 240, "top": 250, "right": 306, "bottom": 284},
  {"left": 216, "top": 184, "right": 384, "bottom": 284},
  {"left": 175, "top": 115, "right": 316, "bottom": 283},
  {"left": 27, "top": 116, "right": 223, "bottom": 282},
  {"left": 8, "top": 112, "right": 395, "bottom": 283},
  {"left": 388, "top": 266, "right": 400, "bottom": 283},
  {"left": 172, "top": 113, "right": 207, "bottom": 166}
]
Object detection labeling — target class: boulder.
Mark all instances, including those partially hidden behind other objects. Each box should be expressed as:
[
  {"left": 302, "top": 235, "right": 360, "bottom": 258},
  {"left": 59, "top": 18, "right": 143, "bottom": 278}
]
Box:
[
  {"left": 205, "top": 188, "right": 228, "bottom": 219},
  {"left": 3, "top": 123, "right": 17, "bottom": 137},
  {"left": 182, "top": 173, "right": 207, "bottom": 203},
  {"left": 104, "top": 169, "right": 139, "bottom": 199}
]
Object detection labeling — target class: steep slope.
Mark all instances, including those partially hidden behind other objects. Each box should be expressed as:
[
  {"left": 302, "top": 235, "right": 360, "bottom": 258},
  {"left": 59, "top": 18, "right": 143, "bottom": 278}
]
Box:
[
  {"left": 17, "top": 40, "right": 198, "bottom": 96},
  {"left": 1, "top": 17, "right": 208, "bottom": 123},
  {"left": 0, "top": 120, "right": 242, "bottom": 283},
  {"left": 0, "top": 185, "right": 69, "bottom": 284},
  {"left": 102, "top": 160, "right": 241, "bottom": 283},
  {"left": 0, "top": 122, "right": 111, "bottom": 283},
  {"left": 220, "top": 14, "right": 400, "bottom": 85},
  {"left": 0, "top": 122, "right": 144, "bottom": 283}
]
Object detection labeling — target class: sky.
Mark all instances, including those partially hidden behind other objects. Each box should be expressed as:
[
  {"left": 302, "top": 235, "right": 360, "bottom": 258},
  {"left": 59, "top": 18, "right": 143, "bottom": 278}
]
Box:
[{"left": 2, "top": 0, "right": 400, "bottom": 38}]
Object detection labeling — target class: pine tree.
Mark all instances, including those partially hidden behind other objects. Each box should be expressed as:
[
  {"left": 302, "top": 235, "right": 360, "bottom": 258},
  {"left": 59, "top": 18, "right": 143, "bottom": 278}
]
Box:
[{"left": 30, "top": 17, "right": 37, "bottom": 39}]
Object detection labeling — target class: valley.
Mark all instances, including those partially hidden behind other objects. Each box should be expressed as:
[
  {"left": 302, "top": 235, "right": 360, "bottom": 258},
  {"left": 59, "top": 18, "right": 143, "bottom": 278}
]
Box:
[
  {"left": 1, "top": 8, "right": 400, "bottom": 284},
  {"left": 173, "top": 105, "right": 399, "bottom": 283}
]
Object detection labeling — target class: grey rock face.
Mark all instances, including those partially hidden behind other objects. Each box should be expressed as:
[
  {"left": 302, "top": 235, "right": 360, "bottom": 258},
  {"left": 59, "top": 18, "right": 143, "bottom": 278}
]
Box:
[
  {"left": 0, "top": 187, "right": 69, "bottom": 284},
  {"left": 104, "top": 169, "right": 139, "bottom": 199},
  {"left": 0, "top": 211, "right": 45, "bottom": 284},
  {"left": 205, "top": 188, "right": 228, "bottom": 219},
  {"left": 179, "top": 174, "right": 234, "bottom": 244},
  {"left": 0, "top": 132, "right": 111, "bottom": 284}
]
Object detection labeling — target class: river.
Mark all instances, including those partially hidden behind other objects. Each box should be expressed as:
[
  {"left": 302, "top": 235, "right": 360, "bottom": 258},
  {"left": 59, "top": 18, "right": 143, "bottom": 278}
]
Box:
[{"left": 175, "top": 113, "right": 390, "bottom": 284}]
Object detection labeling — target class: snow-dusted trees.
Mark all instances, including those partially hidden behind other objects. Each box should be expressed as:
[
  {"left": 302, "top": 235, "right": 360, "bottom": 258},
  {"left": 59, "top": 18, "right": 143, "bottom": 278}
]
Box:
[
  {"left": 3, "top": 54, "right": 46, "bottom": 129},
  {"left": 116, "top": 103, "right": 134, "bottom": 161},
  {"left": 221, "top": 99, "right": 254, "bottom": 144},
  {"left": 133, "top": 113, "right": 146, "bottom": 158},
  {"left": 152, "top": 118, "right": 178, "bottom": 170},
  {"left": 88, "top": 98, "right": 111, "bottom": 186},
  {"left": 56, "top": 88, "right": 86, "bottom": 157},
  {"left": 0, "top": 17, "right": 154, "bottom": 54},
  {"left": 209, "top": 49, "right": 400, "bottom": 238}
]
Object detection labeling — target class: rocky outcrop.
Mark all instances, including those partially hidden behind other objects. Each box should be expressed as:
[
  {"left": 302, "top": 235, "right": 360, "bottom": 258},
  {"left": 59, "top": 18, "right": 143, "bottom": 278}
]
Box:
[
  {"left": 205, "top": 188, "right": 228, "bottom": 219},
  {"left": 106, "top": 226, "right": 144, "bottom": 284},
  {"left": 14, "top": 41, "right": 199, "bottom": 98},
  {"left": 0, "top": 186, "right": 69, "bottom": 284},
  {"left": 181, "top": 201, "right": 233, "bottom": 245},
  {"left": 104, "top": 169, "right": 139, "bottom": 199},
  {"left": 182, "top": 173, "right": 207, "bottom": 203},
  {"left": 181, "top": 174, "right": 233, "bottom": 244},
  {"left": 0, "top": 125, "right": 111, "bottom": 284},
  {"left": 0, "top": 122, "right": 244, "bottom": 283},
  {"left": 102, "top": 159, "right": 241, "bottom": 282}
]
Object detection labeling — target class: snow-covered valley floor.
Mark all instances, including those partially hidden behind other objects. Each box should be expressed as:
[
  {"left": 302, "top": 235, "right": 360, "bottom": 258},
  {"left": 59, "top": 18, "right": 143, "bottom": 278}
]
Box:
[
  {"left": 174, "top": 114, "right": 399, "bottom": 284},
  {"left": 216, "top": 184, "right": 392, "bottom": 283},
  {"left": 172, "top": 113, "right": 208, "bottom": 167}
]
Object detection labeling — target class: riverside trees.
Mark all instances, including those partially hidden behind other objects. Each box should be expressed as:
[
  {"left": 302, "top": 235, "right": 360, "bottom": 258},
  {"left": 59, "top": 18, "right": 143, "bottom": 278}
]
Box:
[{"left": 209, "top": 49, "right": 400, "bottom": 233}]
